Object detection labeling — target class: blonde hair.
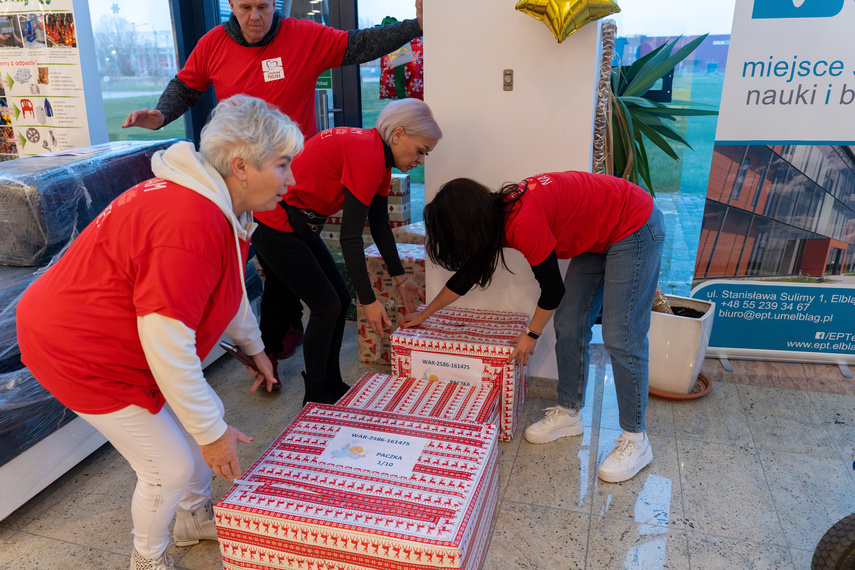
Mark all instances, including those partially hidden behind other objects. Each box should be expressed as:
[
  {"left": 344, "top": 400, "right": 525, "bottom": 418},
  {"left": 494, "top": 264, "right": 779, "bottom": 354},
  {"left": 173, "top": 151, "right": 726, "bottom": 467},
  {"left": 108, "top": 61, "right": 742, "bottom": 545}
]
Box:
[
  {"left": 200, "top": 94, "right": 303, "bottom": 177},
  {"left": 375, "top": 98, "right": 443, "bottom": 145}
]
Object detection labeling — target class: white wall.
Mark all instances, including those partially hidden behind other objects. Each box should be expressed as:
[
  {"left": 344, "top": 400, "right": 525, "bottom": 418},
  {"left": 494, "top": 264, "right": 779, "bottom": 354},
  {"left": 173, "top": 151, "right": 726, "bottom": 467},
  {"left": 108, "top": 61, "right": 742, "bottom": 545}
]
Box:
[{"left": 423, "top": 1, "right": 601, "bottom": 379}]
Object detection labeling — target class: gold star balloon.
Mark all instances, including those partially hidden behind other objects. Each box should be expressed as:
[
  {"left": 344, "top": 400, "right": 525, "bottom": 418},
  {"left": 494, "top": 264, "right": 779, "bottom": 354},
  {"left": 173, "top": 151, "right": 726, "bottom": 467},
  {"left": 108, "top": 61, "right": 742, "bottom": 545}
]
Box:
[{"left": 516, "top": 0, "right": 621, "bottom": 43}]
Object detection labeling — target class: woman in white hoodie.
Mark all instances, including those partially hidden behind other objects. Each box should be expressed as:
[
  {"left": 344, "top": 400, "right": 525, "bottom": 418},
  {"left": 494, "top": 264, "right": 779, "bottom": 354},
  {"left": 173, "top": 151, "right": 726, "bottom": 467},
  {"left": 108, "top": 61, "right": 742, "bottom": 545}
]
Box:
[{"left": 16, "top": 95, "right": 302, "bottom": 570}]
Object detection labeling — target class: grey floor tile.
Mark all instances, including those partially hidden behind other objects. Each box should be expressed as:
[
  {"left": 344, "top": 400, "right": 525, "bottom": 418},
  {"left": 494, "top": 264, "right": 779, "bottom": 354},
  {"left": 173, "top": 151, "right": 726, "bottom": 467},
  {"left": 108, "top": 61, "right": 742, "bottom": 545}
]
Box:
[
  {"left": 20, "top": 456, "right": 136, "bottom": 556},
  {"left": 808, "top": 390, "right": 855, "bottom": 470},
  {"left": 171, "top": 541, "right": 222, "bottom": 570},
  {"left": 789, "top": 547, "right": 814, "bottom": 570},
  {"left": 586, "top": 517, "right": 689, "bottom": 570},
  {"left": 760, "top": 448, "right": 855, "bottom": 551},
  {"left": 739, "top": 384, "right": 838, "bottom": 458},
  {"left": 593, "top": 430, "right": 683, "bottom": 528},
  {"left": 0, "top": 531, "right": 131, "bottom": 570},
  {"left": 505, "top": 431, "right": 594, "bottom": 513},
  {"left": 496, "top": 436, "right": 523, "bottom": 502},
  {"left": 671, "top": 380, "right": 754, "bottom": 448},
  {"left": 685, "top": 532, "right": 794, "bottom": 570},
  {"left": 678, "top": 438, "right": 785, "bottom": 545},
  {"left": 481, "top": 502, "right": 589, "bottom": 570}
]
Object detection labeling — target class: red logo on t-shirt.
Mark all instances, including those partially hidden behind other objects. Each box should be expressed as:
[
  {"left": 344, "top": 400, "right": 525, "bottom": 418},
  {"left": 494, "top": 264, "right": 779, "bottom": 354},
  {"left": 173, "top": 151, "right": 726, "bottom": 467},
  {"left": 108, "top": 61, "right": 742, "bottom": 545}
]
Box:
[{"left": 262, "top": 58, "right": 284, "bottom": 82}]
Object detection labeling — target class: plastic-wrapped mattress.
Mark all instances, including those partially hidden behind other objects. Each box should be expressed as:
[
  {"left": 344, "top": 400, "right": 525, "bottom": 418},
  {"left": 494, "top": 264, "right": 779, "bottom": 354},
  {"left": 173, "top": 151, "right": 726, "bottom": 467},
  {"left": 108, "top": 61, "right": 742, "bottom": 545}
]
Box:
[{"left": 0, "top": 139, "right": 184, "bottom": 266}]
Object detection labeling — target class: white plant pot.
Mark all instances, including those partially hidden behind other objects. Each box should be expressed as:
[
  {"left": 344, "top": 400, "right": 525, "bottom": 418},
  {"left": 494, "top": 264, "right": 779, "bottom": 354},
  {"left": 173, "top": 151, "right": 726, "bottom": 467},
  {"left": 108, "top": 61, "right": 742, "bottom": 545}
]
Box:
[{"left": 647, "top": 294, "right": 715, "bottom": 395}]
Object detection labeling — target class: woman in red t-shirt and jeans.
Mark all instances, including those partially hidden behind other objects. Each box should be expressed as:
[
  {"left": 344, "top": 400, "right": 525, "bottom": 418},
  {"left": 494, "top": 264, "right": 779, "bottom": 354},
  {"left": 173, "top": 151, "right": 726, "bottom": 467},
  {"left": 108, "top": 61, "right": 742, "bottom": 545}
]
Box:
[
  {"left": 403, "top": 172, "right": 665, "bottom": 483},
  {"left": 251, "top": 98, "right": 442, "bottom": 405}
]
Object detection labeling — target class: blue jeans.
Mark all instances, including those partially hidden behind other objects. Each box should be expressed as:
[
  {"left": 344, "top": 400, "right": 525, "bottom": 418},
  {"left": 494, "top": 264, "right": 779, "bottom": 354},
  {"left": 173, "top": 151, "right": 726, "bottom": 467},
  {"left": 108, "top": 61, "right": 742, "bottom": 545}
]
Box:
[{"left": 553, "top": 206, "right": 665, "bottom": 433}]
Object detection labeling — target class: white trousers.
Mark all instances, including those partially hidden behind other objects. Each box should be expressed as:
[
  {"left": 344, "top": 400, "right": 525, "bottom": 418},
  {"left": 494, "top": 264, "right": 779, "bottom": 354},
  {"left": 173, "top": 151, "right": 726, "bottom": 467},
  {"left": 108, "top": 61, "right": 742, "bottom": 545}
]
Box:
[{"left": 77, "top": 391, "right": 222, "bottom": 559}]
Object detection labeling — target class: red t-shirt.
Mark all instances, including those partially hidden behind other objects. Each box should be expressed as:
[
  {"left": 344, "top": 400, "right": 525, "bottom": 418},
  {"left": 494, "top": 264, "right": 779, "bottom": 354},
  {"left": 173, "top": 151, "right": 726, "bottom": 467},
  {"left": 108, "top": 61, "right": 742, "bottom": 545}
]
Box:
[
  {"left": 177, "top": 18, "right": 348, "bottom": 139},
  {"left": 254, "top": 127, "right": 391, "bottom": 232},
  {"left": 16, "top": 179, "right": 250, "bottom": 415},
  {"left": 504, "top": 171, "right": 654, "bottom": 265}
]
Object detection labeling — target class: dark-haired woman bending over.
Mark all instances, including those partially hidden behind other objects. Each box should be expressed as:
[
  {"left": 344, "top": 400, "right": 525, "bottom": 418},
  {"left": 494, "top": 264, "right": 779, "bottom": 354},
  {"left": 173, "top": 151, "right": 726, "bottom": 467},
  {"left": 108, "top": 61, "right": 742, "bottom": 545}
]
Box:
[{"left": 402, "top": 171, "right": 664, "bottom": 483}]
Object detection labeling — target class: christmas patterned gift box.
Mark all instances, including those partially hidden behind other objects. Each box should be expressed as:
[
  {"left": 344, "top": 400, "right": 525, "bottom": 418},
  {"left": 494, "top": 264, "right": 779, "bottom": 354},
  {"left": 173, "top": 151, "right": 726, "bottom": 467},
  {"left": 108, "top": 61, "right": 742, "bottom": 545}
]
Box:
[
  {"left": 357, "top": 244, "right": 425, "bottom": 364},
  {"left": 338, "top": 372, "right": 499, "bottom": 426},
  {"left": 391, "top": 221, "right": 425, "bottom": 245},
  {"left": 390, "top": 307, "right": 528, "bottom": 442},
  {"left": 214, "top": 404, "right": 498, "bottom": 570}
]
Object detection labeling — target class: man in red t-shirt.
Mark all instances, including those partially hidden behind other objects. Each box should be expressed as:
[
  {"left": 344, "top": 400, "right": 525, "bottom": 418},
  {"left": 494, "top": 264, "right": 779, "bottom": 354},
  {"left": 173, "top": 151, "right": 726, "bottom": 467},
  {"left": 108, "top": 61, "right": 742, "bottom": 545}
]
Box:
[{"left": 123, "top": 0, "right": 424, "bottom": 367}]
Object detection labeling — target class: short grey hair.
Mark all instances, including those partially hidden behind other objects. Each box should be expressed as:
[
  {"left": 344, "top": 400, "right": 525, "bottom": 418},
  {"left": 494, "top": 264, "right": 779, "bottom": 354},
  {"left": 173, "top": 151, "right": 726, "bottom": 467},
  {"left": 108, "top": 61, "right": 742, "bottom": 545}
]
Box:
[
  {"left": 200, "top": 94, "right": 303, "bottom": 178},
  {"left": 375, "top": 98, "right": 443, "bottom": 145}
]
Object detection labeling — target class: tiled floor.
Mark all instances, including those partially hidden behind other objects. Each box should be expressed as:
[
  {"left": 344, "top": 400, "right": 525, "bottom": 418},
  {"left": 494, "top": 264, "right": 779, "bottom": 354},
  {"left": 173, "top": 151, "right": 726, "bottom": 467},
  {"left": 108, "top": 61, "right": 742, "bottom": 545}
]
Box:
[{"left": 2, "top": 323, "right": 855, "bottom": 569}]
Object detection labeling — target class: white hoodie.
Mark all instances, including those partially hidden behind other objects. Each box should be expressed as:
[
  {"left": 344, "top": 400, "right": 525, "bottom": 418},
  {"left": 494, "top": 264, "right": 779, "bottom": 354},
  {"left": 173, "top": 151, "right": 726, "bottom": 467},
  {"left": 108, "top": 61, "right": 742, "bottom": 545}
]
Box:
[{"left": 136, "top": 141, "right": 265, "bottom": 446}]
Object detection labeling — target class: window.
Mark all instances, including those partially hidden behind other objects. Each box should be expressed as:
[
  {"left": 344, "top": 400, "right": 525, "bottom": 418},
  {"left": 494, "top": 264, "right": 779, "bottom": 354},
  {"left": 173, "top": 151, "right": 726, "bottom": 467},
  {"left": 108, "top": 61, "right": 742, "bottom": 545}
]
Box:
[{"left": 87, "top": 0, "right": 182, "bottom": 142}]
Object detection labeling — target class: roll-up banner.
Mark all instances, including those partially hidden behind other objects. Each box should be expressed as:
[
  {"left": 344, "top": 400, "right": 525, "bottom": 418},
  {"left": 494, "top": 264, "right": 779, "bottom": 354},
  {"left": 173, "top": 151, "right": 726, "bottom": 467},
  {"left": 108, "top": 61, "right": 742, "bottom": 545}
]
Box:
[
  {"left": 691, "top": 0, "right": 855, "bottom": 366},
  {"left": 0, "top": 0, "right": 95, "bottom": 159}
]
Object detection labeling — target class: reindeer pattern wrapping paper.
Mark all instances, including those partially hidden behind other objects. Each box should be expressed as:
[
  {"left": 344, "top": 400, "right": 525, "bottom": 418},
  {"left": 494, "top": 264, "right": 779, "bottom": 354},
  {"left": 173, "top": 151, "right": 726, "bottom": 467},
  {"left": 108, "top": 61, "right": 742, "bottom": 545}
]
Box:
[
  {"left": 337, "top": 372, "right": 499, "bottom": 426},
  {"left": 214, "top": 404, "right": 498, "bottom": 570},
  {"left": 390, "top": 307, "right": 528, "bottom": 442}
]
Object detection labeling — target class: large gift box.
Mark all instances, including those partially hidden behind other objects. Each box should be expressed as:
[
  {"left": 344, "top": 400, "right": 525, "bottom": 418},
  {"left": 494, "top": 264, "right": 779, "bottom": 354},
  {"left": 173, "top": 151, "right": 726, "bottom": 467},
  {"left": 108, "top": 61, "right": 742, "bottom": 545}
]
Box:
[
  {"left": 215, "top": 404, "right": 498, "bottom": 570},
  {"left": 390, "top": 307, "right": 528, "bottom": 442},
  {"left": 357, "top": 244, "right": 425, "bottom": 364},
  {"left": 338, "top": 372, "right": 499, "bottom": 425}
]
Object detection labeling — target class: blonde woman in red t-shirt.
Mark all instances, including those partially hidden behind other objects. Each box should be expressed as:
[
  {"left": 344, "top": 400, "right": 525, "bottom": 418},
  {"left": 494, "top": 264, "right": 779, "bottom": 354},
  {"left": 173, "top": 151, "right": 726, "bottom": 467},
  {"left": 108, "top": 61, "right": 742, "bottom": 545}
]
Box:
[
  {"left": 17, "top": 95, "right": 301, "bottom": 570},
  {"left": 403, "top": 172, "right": 665, "bottom": 484},
  {"left": 251, "top": 98, "right": 442, "bottom": 406}
]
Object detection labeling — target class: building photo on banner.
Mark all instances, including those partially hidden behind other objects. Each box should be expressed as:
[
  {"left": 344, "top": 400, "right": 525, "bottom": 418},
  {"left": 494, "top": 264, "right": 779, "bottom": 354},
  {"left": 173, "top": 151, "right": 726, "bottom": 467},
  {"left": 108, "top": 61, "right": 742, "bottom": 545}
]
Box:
[{"left": 691, "top": 0, "right": 855, "bottom": 372}]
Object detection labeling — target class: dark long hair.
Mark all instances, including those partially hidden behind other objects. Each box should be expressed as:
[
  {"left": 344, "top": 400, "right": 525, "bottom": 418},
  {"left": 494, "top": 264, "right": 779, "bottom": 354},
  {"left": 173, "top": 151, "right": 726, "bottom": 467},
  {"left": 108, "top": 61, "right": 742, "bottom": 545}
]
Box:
[{"left": 424, "top": 177, "right": 526, "bottom": 288}]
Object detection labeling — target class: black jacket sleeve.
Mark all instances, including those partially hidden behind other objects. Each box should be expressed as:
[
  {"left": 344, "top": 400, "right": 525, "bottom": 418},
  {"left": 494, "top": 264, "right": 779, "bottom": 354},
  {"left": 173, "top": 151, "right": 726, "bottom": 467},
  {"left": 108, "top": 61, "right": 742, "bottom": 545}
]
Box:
[
  {"left": 340, "top": 190, "right": 404, "bottom": 305},
  {"left": 530, "top": 251, "right": 565, "bottom": 310},
  {"left": 155, "top": 77, "right": 205, "bottom": 126},
  {"left": 341, "top": 19, "right": 422, "bottom": 66},
  {"left": 446, "top": 272, "right": 475, "bottom": 296}
]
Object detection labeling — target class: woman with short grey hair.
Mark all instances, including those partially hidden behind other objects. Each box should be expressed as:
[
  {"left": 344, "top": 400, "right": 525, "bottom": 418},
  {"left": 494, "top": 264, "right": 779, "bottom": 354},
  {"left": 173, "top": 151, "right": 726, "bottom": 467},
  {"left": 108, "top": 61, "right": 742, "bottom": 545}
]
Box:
[
  {"left": 17, "top": 94, "right": 302, "bottom": 570},
  {"left": 252, "top": 97, "right": 443, "bottom": 406}
]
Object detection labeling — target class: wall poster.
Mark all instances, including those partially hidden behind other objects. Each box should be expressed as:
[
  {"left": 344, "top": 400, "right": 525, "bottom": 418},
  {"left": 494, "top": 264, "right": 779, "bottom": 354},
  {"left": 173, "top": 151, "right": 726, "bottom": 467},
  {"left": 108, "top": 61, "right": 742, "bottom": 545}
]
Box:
[
  {"left": 0, "top": 0, "right": 91, "bottom": 160},
  {"left": 692, "top": 0, "right": 855, "bottom": 367}
]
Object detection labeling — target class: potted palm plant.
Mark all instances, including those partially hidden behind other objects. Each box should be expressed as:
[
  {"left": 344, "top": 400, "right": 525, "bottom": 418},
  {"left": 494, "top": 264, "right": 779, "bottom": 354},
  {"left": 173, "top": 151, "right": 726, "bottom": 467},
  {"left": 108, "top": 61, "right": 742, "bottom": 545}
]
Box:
[{"left": 607, "top": 33, "right": 719, "bottom": 396}]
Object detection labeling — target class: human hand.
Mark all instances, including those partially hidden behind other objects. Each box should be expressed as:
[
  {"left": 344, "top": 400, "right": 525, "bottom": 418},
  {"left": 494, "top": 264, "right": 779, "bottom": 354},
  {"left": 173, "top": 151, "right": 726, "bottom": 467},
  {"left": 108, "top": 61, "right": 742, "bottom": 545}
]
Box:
[
  {"left": 416, "top": 0, "right": 423, "bottom": 29},
  {"left": 400, "top": 310, "right": 427, "bottom": 328},
  {"left": 122, "top": 108, "right": 165, "bottom": 130},
  {"left": 248, "top": 352, "right": 278, "bottom": 393},
  {"left": 362, "top": 299, "right": 392, "bottom": 337},
  {"left": 199, "top": 425, "right": 254, "bottom": 482},
  {"left": 397, "top": 277, "right": 423, "bottom": 314},
  {"left": 508, "top": 332, "right": 537, "bottom": 366}
]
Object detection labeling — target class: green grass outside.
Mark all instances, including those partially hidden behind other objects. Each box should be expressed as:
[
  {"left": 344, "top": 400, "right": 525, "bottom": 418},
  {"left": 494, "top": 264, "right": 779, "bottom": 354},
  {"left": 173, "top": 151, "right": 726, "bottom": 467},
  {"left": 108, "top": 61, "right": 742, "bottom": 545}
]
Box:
[{"left": 102, "top": 94, "right": 187, "bottom": 142}]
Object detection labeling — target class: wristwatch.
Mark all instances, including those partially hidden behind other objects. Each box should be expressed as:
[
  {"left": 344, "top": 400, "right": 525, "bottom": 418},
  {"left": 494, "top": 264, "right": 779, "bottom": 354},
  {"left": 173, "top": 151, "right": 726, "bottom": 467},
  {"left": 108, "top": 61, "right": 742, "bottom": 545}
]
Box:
[{"left": 525, "top": 327, "right": 540, "bottom": 340}]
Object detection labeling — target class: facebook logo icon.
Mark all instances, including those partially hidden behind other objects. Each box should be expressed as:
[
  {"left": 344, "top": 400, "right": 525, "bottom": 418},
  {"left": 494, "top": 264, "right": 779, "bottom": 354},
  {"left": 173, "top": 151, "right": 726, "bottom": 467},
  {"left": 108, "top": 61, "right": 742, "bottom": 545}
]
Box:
[{"left": 752, "top": 0, "right": 844, "bottom": 19}]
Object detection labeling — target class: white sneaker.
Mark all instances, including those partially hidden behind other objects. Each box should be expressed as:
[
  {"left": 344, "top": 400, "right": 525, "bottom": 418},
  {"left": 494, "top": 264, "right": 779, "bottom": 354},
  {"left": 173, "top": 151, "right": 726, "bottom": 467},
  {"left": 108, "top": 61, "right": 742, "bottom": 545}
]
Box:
[
  {"left": 524, "top": 406, "right": 584, "bottom": 443},
  {"left": 130, "top": 547, "right": 174, "bottom": 570},
  {"left": 598, "top": 432, "right": 653, "bottom": 483},
  {"left": 173, "top": 499, "right": 218, "bottom": 547}
]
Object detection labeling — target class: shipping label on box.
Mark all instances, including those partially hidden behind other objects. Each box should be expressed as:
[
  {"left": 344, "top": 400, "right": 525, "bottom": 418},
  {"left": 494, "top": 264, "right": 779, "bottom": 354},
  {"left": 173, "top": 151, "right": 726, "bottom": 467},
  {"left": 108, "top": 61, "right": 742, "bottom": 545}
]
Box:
[
  {"left": 390, "top": 306, "right": 528, "bottom": 442},
  {"left": 338, "top": 372, "right": 499, "bottom": 425},
  {"left": 215, "top": 404, "right": 498, "bottom": 570},
  {"left": 358, "top": 244, "right": 425, "bottom": 364}
]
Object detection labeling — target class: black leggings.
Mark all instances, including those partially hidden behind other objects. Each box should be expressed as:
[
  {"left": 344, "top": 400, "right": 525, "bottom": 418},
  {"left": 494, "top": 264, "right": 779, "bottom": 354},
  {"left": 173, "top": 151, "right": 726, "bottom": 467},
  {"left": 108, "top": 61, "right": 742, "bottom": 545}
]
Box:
[{"left": 251, "top": 221, "right": 351, "bottom": 390}]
